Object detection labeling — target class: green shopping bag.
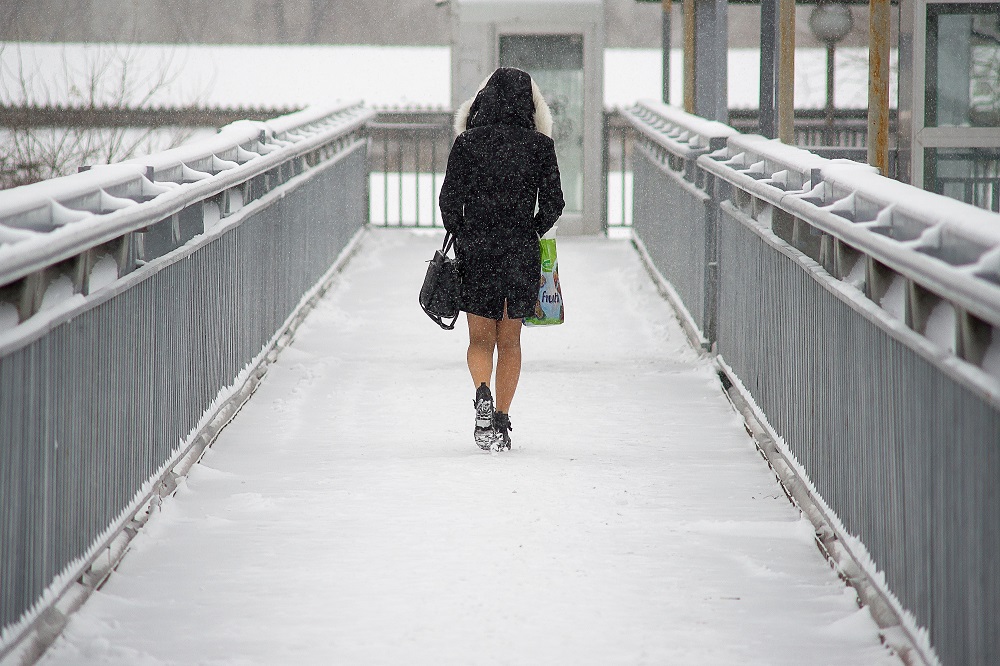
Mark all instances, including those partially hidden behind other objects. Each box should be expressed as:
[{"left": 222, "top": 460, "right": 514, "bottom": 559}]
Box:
[{"left": 525, "top": 227, "right": 564, "bottom": 327}]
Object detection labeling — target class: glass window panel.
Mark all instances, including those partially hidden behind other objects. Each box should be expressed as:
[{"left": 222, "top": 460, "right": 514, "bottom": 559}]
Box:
[
  {"left": 926, "top": 5, "right": 1000, "bottom": 127},
  {"left": 499, "top": 34, "right": 585, "bottom": 213}
]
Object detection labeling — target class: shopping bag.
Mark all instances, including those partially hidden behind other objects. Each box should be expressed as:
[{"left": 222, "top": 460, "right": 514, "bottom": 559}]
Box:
[
  {"left": 525, "top": 227, "right": 564, "bottom": 327},
  {"left": 419, "top": 232, "right": 460, "bottom": 330}
]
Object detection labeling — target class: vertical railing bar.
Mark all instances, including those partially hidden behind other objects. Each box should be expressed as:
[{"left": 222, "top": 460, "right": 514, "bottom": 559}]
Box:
[
  {"left": 601, "top": 111, "right": 608, "bottom": 232},
  {"left": 431, "top": 132, "right": 438, "bottom": 227},
  {"left": 397, "top": 138, "right": 403, "bottom": 226},
  {"left": 620, "top": 124, "right": 627, "bottom": 227},
  {"left": 382, "top": 131, "right": 388, "bottom": 227},
  {"left": 415, "top": 134, "right": 421, "bottom": 226}
]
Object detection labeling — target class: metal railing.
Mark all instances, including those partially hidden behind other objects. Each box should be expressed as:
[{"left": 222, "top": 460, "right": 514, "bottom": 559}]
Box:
[
  {"left": 0, "top": 102, "right": 374, "bottom": 659},
  {"left": 365, "top": 108, "right": 638, "bottom": 230},
  {"left": 603, "top": 110, "right": 633, "bottom": 230},
  {"left": 622, "top": 99, "right": 1000, "bottom": 666},
  {"left": 366, "top": 109, "right": 452, "bottom": 227},
  {"left": 927, "top": 147, "right": 1000, "bottom": 214},
  {"left": 364, "top": 107, "right": 899, "bottom": 233},
  {"left": 728, "top": 108, "right": 898, "bottom": 150}
]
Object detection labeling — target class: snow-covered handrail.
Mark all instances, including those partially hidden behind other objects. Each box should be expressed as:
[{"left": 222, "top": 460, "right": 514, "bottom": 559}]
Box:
[
  {"left": 623, "top": 99, "right": 738, "bottom": 152},
  {"left": 619, "top": 100, "right": 739, "bottom": 181},
  {"left": 699, "top": 133, "right": 1000, "bottom": 339},
  {"left": 0, "top": 101, "right": 374, "bottom": 319}
]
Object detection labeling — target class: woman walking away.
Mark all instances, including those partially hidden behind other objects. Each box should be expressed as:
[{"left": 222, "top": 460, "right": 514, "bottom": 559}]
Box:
[{"left": 439, "top": 67, "right": 565, "bottom": 452}]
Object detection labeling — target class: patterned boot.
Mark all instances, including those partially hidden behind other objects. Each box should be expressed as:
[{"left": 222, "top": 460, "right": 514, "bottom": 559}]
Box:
[{"left": 473, "top": 383, "right": 495, "bottom": 451}]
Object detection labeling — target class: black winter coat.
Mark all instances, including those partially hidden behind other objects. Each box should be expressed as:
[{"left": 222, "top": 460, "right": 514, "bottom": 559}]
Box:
[{"left": 439, "top": 68, "right": 565, "bottom": 321}]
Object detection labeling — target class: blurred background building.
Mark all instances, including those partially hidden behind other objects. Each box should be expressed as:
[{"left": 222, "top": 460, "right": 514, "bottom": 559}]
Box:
[{"left": 0, "top": 0, "right": 876, "bottom": 49}]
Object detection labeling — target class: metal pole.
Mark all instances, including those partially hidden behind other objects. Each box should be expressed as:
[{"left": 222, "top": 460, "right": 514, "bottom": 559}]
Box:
[
  {"left": 759, "top": 0, "right": 779, "bottom": 138},
  {"left": 397, "top": 139, "right": 403, "bottom": 225},
  {"left": 777, "top": 0, "right": 796, "bottom": 144},
  {"left": 431, "top": 135, "right": 438, "bottom": 226},
  {"left": 383, "top": 132, "right": 388, "bottom": 225},
  {"left": 868, "top": 0, "right": 891, "bottom": 174},
  {"left": 415, "top": 136, "right": 421, "bottom": 226},
  {"left": 684, "top": 0, "right": 696, "bottom": 114},
  {"left": 662, "top": 0, "right": 672, "bottom": 104},
  {"left": 620, "top": 126, "right": 627, "bottom": 226},
  {"left": 826, "top": 42, "right": 835, "bottom": 146}
]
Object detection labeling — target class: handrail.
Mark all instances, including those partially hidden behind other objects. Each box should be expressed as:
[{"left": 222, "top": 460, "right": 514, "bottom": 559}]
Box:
[
  {"left": 624, "top": 99, "right": 1000, "bottom": 391},
  {"left": 0, "top": 101, "right": 372, "bottom": 290},
  {"left": 619, "top": 100, "right": 738, "bottom": 182},
  {"left": 625, "top": 99, "right": 738, "bottom": 152},
  {"left": 699, "top": 133, "right": 1000, "bottom": 333}
]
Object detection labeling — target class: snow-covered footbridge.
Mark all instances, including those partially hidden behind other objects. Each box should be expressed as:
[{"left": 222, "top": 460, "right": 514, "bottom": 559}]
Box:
[{"left": 2, "top": 103, "right": 998, "bottom": 665}]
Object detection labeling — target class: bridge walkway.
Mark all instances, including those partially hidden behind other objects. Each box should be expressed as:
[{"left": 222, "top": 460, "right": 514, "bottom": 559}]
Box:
[{"left": 39, "top": 229, "right": 896, "bottom": 664}]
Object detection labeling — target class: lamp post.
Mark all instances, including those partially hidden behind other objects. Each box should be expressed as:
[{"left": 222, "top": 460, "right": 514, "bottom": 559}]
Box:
[{"left": 808, "top": 3, "right": 853, "bottom": 146}]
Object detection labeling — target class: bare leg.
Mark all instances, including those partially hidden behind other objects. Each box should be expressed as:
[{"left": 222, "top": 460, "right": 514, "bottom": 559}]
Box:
[
  {"left": 466, "top": 312, "right": 498, "bottom": 389},
  {"left": 495, "top": 305, "right": 522, "bottom": 413}
]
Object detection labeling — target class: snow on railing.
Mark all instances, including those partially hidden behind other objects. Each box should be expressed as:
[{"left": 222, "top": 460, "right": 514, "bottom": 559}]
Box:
[
  {"left": 625, "top": 98, "right": 1000, "bottom": 387},
  {"left": 699, "top": 132, "right": 1000, "bottom": 386},
  {"left": 621, "top": 100, "right": 738, "bottom": 182},
  {"left": 0, "top": 101, "right": 374, "bottom": 333}
]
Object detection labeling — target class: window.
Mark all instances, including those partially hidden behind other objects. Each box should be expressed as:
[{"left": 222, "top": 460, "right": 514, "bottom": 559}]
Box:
[{"left": 499, "top": 34, "right": 585, "bottom": 213}]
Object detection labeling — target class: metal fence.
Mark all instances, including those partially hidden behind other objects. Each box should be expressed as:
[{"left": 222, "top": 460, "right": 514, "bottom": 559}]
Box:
[
  {"left": 622, "top": 99, "right": 1000, "bottom": 666},
  {"left": 0, "top": 102, "right": 374, "bottom": 659},
  {"left": 926, "top": 147, "right": 1000, "bottom": 214},
  {"left": 365, "top": 107, "right": 896, "bottom": 233},
  {"left": 365, "top": 108, "right": 637, "bottom": 230},
  {"left": 366, "top": 109, "right": 451, "bottom": 227}
]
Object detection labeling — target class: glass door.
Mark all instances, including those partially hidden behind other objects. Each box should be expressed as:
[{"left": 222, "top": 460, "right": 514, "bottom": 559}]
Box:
[{"left": 499, "top": 34, "right": 585, "bottom": 213}]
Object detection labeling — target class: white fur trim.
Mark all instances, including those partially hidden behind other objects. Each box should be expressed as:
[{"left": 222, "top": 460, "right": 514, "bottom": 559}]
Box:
[
  {"left": 453, "top": 73, "right": 554, "bottom": 138},
  {"left": 531, "top": 80, "right": 553, "bottom": 138},
  {"left": 453, "top": 73, "right": 491, "bottom": 136},
  {"left": 453, "top": 97, "right": 475, "bottom": 136}
]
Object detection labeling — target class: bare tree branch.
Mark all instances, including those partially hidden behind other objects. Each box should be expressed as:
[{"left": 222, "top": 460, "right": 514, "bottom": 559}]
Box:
[{"left": 1, "top": 40, "right": 210, "bottom": 189}]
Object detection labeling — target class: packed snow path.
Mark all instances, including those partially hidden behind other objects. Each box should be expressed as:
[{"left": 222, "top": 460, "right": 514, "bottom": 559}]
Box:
[{"left": 41, "top": 229, "right": 895, "bottom": 665}]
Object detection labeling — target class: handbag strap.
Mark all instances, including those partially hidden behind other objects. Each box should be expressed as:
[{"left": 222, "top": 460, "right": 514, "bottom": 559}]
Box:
[
  {"left": 442, "top": 231, "right": 456, "bottom": 256},
  {"left": 428, "top": 311, "right": 459, "bottom": 330}
]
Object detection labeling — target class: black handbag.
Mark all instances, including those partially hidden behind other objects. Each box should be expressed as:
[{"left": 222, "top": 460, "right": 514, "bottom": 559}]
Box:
[{"left": 419, "top": 232, "right": 461, "bottom": 330}]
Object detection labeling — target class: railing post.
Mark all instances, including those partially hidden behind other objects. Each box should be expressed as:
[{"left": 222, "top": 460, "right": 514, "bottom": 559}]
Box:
[
  {"left": 683, "top": 0, "right": 695, "bottom": 114},
  {"left": 868, "top": 0, "right": 891, "bottom": 174},
  {"left": 701, "top": 136, "right": 728, "bottom": 348},
  {"left": 661, "top": 0, "right": 672, "bottom": 105},
  {"left": 777, "top": 0, "right": 796, "bottom": 144},
  {"left": 759, "top": 0, "right": 779, "bottom": 138},
  {"left": 601, "top": 111, "right": 610, "bottom": 234}
]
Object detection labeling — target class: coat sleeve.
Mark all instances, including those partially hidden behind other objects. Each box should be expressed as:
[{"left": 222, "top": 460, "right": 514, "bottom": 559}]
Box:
[
  {"left": 439, "top": 137, "right": 468, "bottom": 236},
  {"left": 533, "top": 136, "right": 565, "bottom": 237}
]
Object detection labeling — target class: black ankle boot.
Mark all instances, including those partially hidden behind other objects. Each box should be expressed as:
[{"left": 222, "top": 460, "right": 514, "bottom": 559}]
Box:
[{"left": 493, "top": 411, "right": 512, "bottom": 450}]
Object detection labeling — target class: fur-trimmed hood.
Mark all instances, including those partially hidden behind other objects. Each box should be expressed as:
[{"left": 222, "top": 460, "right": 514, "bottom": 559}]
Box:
[{"left": 453, "top": 67, "right": 553, "bottom": 138}]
